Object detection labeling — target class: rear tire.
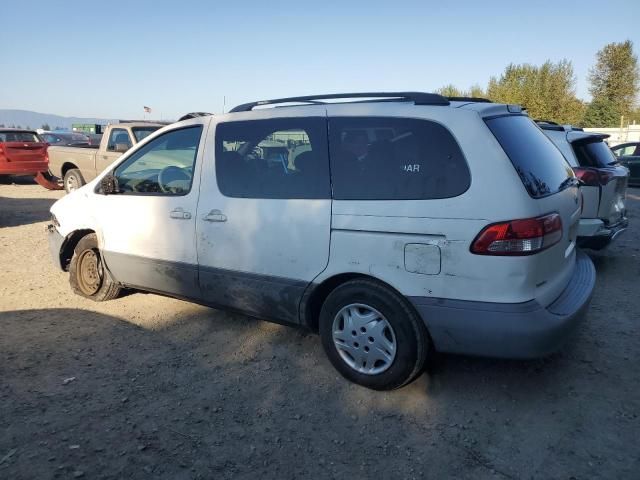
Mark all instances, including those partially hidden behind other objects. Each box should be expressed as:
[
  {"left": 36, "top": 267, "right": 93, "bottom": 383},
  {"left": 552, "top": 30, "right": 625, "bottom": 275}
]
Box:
[
  {"left": 319, "top": 279, "right": 429, "bottom": 390},
  {"left": 69, "top": 233, "right": 121, "bottom": 301},
  {"left": 64, "top": 169, "right": 85, "bottom": 193}
]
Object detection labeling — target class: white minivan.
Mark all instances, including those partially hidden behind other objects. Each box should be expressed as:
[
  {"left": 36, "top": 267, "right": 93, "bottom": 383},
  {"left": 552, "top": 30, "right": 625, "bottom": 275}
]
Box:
[{"left": 48, "top": 92, "right": 596, "bottom": 390}]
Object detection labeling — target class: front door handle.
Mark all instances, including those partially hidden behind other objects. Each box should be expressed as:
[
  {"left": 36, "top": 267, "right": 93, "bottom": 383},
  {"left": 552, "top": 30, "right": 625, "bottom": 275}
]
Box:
[
  {"left": 169, "top": 207, "right": 192, "bottom": 220},
  {"left": 203, "top": 209, "right": 227, "bottom": 222}
]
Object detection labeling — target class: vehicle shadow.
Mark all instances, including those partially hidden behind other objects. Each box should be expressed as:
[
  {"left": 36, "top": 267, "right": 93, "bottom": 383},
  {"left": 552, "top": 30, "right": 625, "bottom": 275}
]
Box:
[
  {"left": 1, "top": 306, "right": 637, "bottom": 480},
  {"left": 0, "top": 175, "right": 38, "bottom": 186},
  {"left": 0, "top": 196, "right": 56, "bottom": 227}
]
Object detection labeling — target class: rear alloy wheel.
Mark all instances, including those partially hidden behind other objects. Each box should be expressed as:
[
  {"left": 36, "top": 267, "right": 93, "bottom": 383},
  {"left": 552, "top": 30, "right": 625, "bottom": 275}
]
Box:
[
  {"left": 319, "top": 279, "right": 429, "bottom": 390},
  {"left": 69, "top": 233, "right": 121, "bottom": 301},
  {"left": 63, "top": 169, "right": 85, "bottom": 193}
]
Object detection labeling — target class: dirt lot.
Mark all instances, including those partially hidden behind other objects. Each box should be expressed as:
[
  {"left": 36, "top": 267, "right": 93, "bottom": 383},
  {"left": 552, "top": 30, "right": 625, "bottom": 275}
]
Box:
[{"left": 1, "top": 177, "right": 639, "bottom": 480}]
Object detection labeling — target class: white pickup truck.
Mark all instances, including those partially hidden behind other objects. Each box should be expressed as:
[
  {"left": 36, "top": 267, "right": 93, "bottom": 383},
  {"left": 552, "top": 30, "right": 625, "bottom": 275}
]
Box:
[{"left": 48, "top": 122, "right": 163, "bottom": 192}]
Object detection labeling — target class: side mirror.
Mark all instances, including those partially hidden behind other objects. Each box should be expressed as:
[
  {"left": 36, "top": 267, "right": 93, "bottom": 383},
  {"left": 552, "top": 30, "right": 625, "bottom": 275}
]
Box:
[
  {"left": 100, "top": 173, "right": 119, "bottom": 195},
  {"left": 114, "top": 143, "right": 130, "bottom": 153}
]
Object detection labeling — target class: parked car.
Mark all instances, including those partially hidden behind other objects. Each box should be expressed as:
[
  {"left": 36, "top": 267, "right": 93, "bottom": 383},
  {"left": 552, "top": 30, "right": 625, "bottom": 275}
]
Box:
[
  {"left": 86, "top": 133, "right": 103, "bottom": 146},
  {"left": 41, "top": 132, "right": 91, "bottom": 147},
  {"left": 48, "top": 122, "right": 163, "bottom": 193},
  {"left": 0, "top": 128, "right": 49, "bottom": 179},
  {"left": 610, "top": 142, "right": 640, "bottom": 186},
  {"left": 538, "top": 121, "right": 629, "bottom": 249},
  {"left": 48, "top": 92, "right": 595, "bottom": 390}
]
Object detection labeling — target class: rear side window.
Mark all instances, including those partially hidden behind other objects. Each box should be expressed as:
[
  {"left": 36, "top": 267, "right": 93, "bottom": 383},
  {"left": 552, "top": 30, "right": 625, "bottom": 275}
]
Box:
[
  {"left": 328, "top": 117, "right": 470, "bottom": 200},
  {"left": 572, "top": 139, "right": 617, "bottom": 167},
  {"left": 486, "top": 116, "right": 573, "bottom": 198},
  {"left": 215, "top": 117, "right": 330, "bottom": 199}
]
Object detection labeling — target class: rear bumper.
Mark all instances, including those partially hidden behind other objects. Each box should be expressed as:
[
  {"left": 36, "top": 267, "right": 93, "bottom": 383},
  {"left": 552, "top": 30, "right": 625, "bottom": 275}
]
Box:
[
  {"left": 47, "top": 224, "right": 65, "bottom": 271},
  {"left": 409, "top": 250, "right": 596, "bottom": 359},
  {"left": 578, "top": 217, "right": 628, "bottom": 250}
]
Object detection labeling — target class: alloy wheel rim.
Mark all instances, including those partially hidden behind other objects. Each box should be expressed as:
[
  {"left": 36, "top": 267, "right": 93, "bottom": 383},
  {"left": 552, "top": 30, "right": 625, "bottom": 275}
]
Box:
[{"left": 332, "top": 303, "right": 397, "bottom": 375}]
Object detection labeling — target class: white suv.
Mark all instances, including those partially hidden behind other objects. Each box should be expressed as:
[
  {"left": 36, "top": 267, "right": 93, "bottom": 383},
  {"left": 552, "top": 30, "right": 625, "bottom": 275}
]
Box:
[
  {"left": 47, "top": 92, "right": 596, "bottom": 390},
  {"left": 538, "top": 121, "right": 629, "bottom": 249}
]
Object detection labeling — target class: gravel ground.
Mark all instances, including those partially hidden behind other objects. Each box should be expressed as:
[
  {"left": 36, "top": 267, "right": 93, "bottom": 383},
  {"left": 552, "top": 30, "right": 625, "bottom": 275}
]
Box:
[{"left": 1, "top": 177, "right": 639, "bottom": 479}]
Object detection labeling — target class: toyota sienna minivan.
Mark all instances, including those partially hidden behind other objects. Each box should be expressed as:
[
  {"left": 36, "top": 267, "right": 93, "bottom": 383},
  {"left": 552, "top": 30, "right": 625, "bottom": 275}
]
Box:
[{"left": 47, "top": 92, "right": 596, "bottom": 390}]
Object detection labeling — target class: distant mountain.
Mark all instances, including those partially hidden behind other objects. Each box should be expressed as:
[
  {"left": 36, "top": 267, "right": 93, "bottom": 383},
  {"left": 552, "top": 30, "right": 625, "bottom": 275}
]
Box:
[{"left": 0, "top": 109, "right": 118, "bottom": 130}]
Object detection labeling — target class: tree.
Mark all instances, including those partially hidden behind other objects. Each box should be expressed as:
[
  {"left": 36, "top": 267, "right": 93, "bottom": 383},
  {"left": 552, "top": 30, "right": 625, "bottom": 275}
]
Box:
[
  {"left": 436, "top": 84, "right": 487, "bottom": 99},
  {"left": 583, "top": 97, "right": 620, "bottom": 127},
  {"left": 436, "top": 84, "right": 465, "bottom": 97},
  {"left": 585, "top": 40, "right": 639, "bottom": 126},
  {"left": 486, "top": 60, "right": 585, "bottom": 124},
  {"left": 41, "top": 123, "right": 51, "bottom": 131},
  {"left": 468, "top": 84, "right": 486, "bottom": 98}
]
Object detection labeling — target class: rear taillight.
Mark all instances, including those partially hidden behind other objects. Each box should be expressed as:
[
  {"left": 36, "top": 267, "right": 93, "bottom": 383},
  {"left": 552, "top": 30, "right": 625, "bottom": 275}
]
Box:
[
  {"left": 573, "top": 167, "right": 614, "bottom": 186},
  {"left": 471, "top": 213, "right": 563, "bottom": 256}
]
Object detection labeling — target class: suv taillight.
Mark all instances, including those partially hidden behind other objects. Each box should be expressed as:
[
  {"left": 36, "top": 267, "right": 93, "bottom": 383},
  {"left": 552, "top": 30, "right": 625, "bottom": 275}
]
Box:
[
  {"left": 573, "top": 167, "right": 614, "bottom": 186},
  {"left": 470, "top": 213, "right": 563, "bottom": 256}
]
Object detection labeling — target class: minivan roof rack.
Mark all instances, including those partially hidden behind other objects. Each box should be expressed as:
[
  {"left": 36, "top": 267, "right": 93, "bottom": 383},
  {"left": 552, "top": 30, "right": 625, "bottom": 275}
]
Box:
[
  {"left": 178, "top": 112, "right": 213, "bottom": 121},
  {"left": 447, "top": 96, "right": 492, "bottom": 103},
  {"left": 229, "top": 92, "right": 450, "bottom": 112}
]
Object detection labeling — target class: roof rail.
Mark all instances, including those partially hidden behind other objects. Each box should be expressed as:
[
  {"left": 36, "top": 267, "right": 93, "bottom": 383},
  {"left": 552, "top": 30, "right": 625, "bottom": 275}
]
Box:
[
  {"left": 447, "top": 96, "right": 492, "bottom": 103},
  {"left": 534, "top": 119, "right": 559, "bottom": 125},
  {"left": 229, "top": 92, "right": 450, "bottom": 112},
  {"left": 178, "top": 112, "right": 213, "bottom": 121}
]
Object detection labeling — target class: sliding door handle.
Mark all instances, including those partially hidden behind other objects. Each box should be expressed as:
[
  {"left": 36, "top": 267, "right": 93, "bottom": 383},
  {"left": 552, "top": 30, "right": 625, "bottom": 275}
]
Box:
[{"left": 203, "top": 209, "right": 227, "bottom": 222}]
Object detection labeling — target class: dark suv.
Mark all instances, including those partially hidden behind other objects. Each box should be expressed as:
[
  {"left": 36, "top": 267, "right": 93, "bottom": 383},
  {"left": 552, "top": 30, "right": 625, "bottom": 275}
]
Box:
[{"left": 610, "top": 142, "right": 640, "bottom": 186}]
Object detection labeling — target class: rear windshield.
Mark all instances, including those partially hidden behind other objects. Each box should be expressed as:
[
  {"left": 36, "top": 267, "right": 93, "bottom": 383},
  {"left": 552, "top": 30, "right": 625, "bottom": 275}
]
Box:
[
  {"left": 0, "top": 131, "right": 40, "bottom": 143},
  {"left": 486, "top": 115, "right": 573, "bottom": 198},
  {"left": 132, "top": 127, "right": 160, "bottom": 142},
  {"left": 572, "top": 139, "right": 617, "bottom": 167}
]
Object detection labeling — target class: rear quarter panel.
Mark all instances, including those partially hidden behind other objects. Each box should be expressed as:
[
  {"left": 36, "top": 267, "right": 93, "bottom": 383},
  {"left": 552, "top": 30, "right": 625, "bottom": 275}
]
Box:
[{"left": 318, "top": 103, "right": 564, "bottom": 305}]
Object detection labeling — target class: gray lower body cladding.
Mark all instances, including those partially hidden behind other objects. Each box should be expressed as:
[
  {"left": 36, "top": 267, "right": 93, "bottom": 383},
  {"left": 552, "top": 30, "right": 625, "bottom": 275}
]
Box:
[
  {"left": 409, "top": 250, "right": 596, "bottom": 358},
  {"left": 102, "top": 251, "right": 306, "bottom": 326}
]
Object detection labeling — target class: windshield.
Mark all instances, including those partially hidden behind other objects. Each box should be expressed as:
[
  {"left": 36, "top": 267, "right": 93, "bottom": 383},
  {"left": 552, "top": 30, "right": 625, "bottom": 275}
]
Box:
[
  {"left": 573, "top": 139, "right": 618, "bottom": 167},
  {"left": 486, "top": 115, "right": 573, "bottom": 198},
  {"left": 0, "top": 131, "right": 40, "bottom": 142},
  {"left": 132, "top": 127, "right": 161, "bottom": 142}
]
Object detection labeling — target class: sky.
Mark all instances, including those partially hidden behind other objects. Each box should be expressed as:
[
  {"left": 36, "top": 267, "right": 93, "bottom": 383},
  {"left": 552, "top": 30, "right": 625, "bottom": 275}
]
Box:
[{"left": 1, "top": 0, "right": 639, "bottom": 120}]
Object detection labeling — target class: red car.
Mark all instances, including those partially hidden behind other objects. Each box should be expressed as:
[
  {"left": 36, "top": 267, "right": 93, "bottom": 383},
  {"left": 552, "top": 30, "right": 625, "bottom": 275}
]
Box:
[
  {"left": 0, "top": 129, "right": 49, "bottom": 177},
  {"left": 0, "top": 129, "right": 61, "bottom": 188}
]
